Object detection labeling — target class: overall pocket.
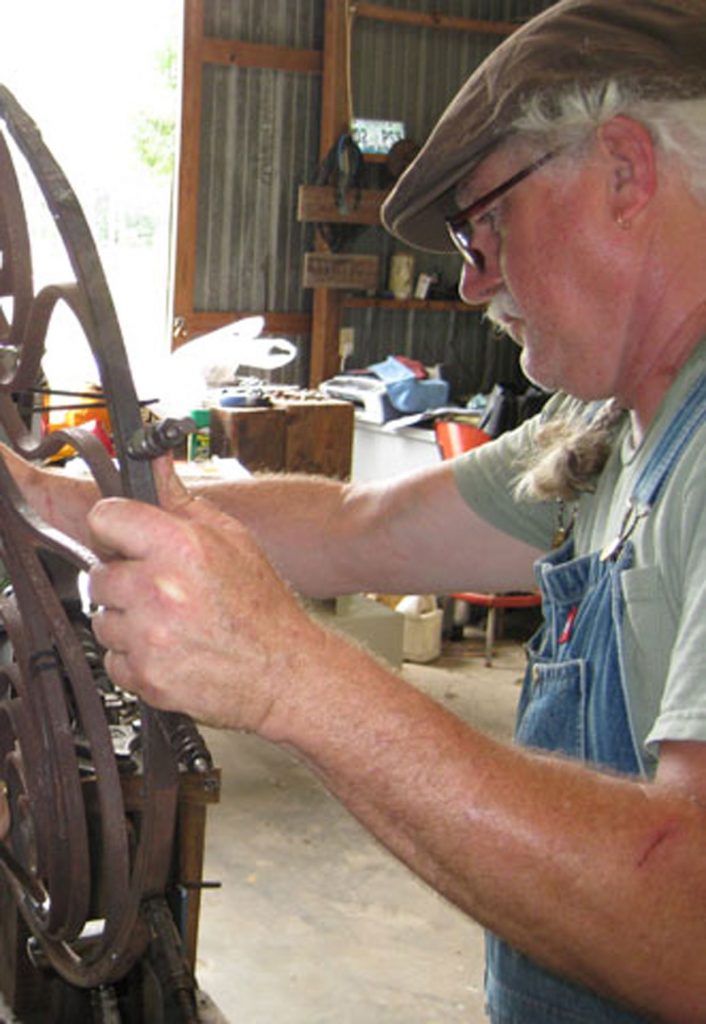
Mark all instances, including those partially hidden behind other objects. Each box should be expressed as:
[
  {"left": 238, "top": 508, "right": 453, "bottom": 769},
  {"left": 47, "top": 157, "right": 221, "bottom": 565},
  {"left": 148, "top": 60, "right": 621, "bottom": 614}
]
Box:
[{"left": 516, "top": 659, "right": 587, "bottom": 759}]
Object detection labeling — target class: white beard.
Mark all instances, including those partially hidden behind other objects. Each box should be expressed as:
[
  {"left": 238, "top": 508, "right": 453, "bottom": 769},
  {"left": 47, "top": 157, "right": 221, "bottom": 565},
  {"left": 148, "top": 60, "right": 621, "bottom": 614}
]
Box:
[{"left": 484, "top": 290, "right": 524, "bottom": 345}]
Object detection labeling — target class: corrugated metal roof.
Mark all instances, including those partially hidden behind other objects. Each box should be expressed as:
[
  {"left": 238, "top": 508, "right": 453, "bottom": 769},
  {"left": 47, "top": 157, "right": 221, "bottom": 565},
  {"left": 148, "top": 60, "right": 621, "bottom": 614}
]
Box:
[{"left": 205, "top": 0, "right": 323, "bottom": 48}]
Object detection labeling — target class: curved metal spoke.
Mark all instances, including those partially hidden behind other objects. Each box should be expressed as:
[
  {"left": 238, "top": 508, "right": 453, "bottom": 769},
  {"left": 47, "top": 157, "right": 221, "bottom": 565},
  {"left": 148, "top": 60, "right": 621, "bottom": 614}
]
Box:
[{"left": 0, "top": 84, "right": 212, "bottom": 991}]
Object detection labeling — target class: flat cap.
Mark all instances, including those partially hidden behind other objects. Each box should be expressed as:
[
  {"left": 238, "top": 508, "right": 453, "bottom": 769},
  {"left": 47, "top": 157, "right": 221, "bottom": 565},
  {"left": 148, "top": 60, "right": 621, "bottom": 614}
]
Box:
[{"left": 381, "top": 0, "right": 706, "bottom": 254}]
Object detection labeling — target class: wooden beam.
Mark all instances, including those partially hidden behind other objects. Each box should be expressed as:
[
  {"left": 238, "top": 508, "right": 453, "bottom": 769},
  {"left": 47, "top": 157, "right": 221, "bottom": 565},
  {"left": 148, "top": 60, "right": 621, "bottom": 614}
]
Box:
[
  {"left": 310, "top": 289, "right": 343, "bottom": 385},
  {"left": 320, "top": 0, "right": 351, "bottom": 159},
  {"left": 201, "top": 37, "right": 322, "bottom": 74},
  {"left": 309, "top": 0, "right": 352, "bottom": 388},
  {"left": 298, "top": 185, "right": 386, "bottom": 225},
  {"left": 351, "top": 3, "right": 519, "bottom": 37},
  {"left": 344, "top": 296, "right": 472, "bottom": 312},
  {"left": 172, "top": 0, "right": 204, "bottom": 342}
]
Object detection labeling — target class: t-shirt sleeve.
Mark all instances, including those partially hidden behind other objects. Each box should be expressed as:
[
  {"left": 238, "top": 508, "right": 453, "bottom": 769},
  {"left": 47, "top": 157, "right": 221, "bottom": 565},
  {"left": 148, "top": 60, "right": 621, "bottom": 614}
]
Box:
[
  {"left": 451, "top": 394, "right": 569, "bottom": 551},
  {"left": 644, "top": 446, "right": 706, "bottom": 750}
]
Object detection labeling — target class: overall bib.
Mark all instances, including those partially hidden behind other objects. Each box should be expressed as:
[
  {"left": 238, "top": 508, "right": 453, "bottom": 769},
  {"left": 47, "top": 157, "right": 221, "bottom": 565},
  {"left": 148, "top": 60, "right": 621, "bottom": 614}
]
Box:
[{"left": 485, "top": 373, "right": 706, "bottom": 1024}]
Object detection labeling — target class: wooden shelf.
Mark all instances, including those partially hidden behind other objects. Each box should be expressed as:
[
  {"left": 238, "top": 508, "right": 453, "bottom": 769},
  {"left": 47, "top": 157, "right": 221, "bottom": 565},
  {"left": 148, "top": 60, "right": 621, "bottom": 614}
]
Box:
[
  {"left": 298, "top": 185, "right": 386, "bottom": 225},
  {"left": 342, "top": 296, "right": 472, "bottom": 312},
  {"left": 352, "top": 3, "right": 518, "bottom": 37}
]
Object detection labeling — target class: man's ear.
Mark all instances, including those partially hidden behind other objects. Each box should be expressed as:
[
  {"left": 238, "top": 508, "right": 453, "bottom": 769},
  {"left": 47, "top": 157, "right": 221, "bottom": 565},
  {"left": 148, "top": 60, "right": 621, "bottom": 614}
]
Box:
[{"left": 597, "top": 115, "right": 657, "bottom": 226}]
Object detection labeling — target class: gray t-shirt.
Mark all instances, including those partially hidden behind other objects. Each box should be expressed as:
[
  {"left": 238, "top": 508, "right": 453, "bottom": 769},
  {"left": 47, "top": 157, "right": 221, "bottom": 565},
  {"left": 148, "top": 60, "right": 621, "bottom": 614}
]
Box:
[{"left": 453, "top": 338, "right": 706, "bottom": 770}]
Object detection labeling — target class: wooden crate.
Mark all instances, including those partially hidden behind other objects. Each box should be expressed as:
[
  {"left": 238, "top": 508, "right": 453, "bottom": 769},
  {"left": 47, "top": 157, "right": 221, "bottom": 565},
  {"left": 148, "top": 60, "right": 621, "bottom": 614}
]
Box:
[
  {"left": 209, "top": 406, "right": 286, "bottom": 473},
  {"left": 209, "top": 399, "right": 353, "bottom": 478}
]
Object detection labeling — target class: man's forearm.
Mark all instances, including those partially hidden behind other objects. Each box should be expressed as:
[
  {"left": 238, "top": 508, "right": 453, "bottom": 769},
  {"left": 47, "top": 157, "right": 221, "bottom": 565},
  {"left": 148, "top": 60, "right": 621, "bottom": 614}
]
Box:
[
  {"left": 8, "top": 445, "right": 538, "bottom": 598},
  {"left": 3, "top": 453, "right": 381, "bottom": 595},
  {"left": 2, "top": 449, "right": 354, "bottom": 592},
  {"left": 191, "top": 465, "right": 540, "bottom": 598},
  {"left": 267, "top": 633, "right": 706, "bottom": 1023},
  {"left": 189, "top": 472, "right": 361, "bottom": 596}
]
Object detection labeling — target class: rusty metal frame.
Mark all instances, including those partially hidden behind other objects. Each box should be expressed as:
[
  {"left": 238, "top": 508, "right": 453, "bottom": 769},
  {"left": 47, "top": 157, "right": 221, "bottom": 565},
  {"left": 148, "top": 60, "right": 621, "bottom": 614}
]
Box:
[{"left": 0, "top": 83, "right": 210, "bottom": 996}]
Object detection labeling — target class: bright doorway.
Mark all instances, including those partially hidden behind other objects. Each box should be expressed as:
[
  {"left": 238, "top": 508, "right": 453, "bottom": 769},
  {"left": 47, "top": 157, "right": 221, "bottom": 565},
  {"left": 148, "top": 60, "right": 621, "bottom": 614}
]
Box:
[{"left": 3, "top": 1, "right": 182, "bottom": 401}]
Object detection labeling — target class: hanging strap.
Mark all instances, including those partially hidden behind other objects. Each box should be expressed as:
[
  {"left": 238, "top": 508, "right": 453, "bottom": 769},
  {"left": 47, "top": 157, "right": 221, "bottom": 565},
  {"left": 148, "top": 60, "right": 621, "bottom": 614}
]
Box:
[{"left": 313, "top": 133, "right": 366, "bottom": 252}]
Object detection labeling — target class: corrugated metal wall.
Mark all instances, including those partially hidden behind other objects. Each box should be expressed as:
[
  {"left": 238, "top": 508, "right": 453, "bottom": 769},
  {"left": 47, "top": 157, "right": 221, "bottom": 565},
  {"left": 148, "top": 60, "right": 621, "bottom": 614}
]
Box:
[
  {"left": 193, "top": 0, "right": 322, "bottom": 384},
  {"left": 196, "top": 1, "right": 323, "bottom": 316},
  {"left": 193, "top": 0, "right": 555, "bottom": 393},
  {"left": 351, "top": 3, "right": 544, "bottom": 146},
  {"left": 195, "top": 63, "right": 319, "bottom": 314}
]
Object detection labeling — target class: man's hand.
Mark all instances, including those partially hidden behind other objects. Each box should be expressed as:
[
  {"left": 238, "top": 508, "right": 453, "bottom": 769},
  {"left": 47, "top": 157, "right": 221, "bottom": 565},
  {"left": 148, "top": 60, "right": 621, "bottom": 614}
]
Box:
[
  {"left": 87, "top": 476, "right": 324, "bottom": 735},
  {"left": 0, "top": 442, "right": 99, "bottom": 546}
]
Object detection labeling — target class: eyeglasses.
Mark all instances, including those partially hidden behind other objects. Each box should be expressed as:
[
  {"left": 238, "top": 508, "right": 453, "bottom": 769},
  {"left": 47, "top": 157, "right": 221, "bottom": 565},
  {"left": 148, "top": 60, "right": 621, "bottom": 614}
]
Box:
[{"left": 445, "top": 150, "right": 558, "bottom": 272}]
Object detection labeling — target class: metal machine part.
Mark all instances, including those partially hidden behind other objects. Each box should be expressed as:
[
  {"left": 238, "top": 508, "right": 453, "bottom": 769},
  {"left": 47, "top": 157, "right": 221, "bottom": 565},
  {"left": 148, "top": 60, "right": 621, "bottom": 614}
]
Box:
[
  {"left": 0, "top": 83, "right": 215, "bottom": 1018},
  {"left": 127, "top": 417, "right": 196, "bottom": 460}
]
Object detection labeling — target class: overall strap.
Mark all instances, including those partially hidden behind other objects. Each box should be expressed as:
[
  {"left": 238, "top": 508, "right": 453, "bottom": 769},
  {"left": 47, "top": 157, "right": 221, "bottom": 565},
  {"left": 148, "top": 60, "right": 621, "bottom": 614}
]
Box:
[
  {"left": 633, "top": 371, "right": 706, "bottom": 510},
  {"left": 602, "top": 372, "right": 706, "bottom": 561}
]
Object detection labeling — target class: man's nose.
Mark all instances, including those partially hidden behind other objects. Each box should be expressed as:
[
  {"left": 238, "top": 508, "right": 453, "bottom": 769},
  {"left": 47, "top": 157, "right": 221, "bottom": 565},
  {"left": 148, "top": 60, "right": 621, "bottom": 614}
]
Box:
[{"left": 457, "top": 258, "right": 504, "bottom": 308}]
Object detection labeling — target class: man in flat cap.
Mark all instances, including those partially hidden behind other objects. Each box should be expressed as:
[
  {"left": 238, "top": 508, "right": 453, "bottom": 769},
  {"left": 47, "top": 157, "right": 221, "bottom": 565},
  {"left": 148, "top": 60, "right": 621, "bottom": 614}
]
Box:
[{"left": 11, "top": 1, "right": 706, "bottom": 1019}]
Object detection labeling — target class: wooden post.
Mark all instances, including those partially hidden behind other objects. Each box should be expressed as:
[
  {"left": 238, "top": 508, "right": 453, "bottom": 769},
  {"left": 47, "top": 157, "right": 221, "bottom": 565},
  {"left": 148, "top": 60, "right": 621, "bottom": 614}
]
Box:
[
  {"left": 173, "top": 0, "right": 205, "bottom": 342},
  {"left": 309, "top": 0, "right": 352, "bottom": 386}
]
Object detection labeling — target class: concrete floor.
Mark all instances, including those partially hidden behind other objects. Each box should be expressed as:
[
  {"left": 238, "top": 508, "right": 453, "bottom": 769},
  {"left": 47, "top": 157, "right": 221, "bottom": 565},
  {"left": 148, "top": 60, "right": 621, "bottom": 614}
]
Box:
[{"left": 194, "top": 629, "right": 527, "bottom": 1024}]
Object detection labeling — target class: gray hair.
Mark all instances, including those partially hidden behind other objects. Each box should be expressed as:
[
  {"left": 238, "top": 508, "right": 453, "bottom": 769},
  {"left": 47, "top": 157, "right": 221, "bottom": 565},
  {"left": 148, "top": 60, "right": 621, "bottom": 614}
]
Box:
[
  {"left": 513, "top": 400, "right": 627, "bottom": 503},
  {"left": 511, "top": 81, "right": 706, "bottom": 202}
]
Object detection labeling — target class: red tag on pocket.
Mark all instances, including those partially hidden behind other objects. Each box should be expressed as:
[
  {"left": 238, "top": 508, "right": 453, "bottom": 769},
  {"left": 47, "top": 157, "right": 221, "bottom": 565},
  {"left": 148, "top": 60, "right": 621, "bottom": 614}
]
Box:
[{"left": 559, "top": 606, "right": 578, "bottom": 644}]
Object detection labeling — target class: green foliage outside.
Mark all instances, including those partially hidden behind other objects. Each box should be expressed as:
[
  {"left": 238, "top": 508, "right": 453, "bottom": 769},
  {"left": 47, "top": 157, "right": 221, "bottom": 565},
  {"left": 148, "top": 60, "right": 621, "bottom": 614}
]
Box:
[{"left": 133, "top": 45, "right": 177, "bottom": 178}]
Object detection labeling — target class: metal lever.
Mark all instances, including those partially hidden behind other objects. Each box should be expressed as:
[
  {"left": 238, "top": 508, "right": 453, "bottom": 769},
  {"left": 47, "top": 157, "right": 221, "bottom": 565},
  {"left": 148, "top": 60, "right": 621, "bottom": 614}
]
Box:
[{"left": 127, "top": 417, "right": 195, "bottom": 461}]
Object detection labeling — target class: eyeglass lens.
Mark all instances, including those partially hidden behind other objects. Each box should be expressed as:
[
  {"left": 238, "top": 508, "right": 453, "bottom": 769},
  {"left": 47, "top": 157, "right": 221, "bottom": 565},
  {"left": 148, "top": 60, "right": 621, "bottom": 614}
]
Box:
[
  {"left": 447, "top": 224, "right": 485, "bottom": 271},
  {"left": 446, "top": 150, "right": 558, "bottom": 273}
]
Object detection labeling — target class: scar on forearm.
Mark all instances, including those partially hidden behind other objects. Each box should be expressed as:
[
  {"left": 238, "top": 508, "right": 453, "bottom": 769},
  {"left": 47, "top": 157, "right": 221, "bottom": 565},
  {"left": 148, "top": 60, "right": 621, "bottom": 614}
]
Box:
[{"left": 636, "top": 823, "right": 678, "bottom": 868}]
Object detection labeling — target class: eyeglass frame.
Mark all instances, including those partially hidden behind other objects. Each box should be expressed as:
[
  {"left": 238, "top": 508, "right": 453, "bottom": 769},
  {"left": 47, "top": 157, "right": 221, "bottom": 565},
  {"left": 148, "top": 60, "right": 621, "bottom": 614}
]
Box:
[{"left": 445, "top": 149, "right": 559, "bottom": 272}]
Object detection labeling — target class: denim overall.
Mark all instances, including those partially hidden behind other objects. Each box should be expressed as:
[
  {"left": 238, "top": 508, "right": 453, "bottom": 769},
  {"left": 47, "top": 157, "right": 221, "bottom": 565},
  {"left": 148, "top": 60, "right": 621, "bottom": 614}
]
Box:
[{"left": 485, "top": 373, "right": 706, "bottom": 1023}]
